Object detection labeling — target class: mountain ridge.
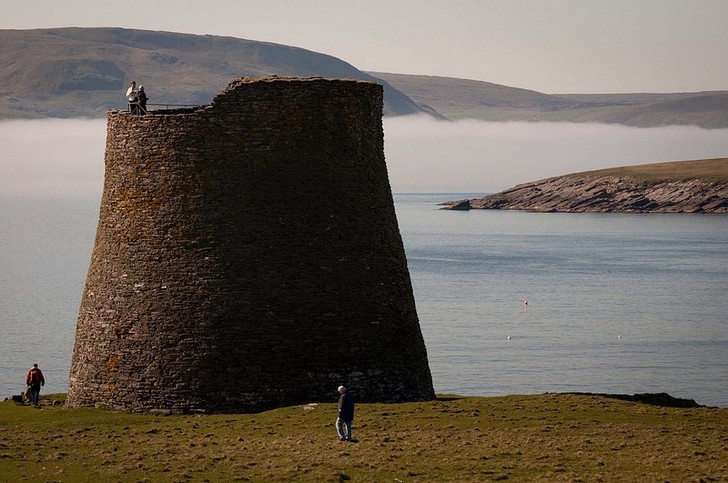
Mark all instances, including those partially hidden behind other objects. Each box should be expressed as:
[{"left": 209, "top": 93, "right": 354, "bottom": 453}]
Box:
[
  {"left": 0, "top": 27, "right": 426, "bottom": 118},
  {"left": 1, "top": 27, "right": 726, "bottom": 128},
  {"left": 370, "top": 72, "right": 728, "bottom": 128}
]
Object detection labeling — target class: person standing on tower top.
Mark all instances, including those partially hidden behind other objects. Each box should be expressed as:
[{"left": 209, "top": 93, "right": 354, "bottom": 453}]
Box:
[
  {"left": 137, "top": 85, "right": 148, "bottom": 114},
  {"left": 336, "top": 385, "right": 355, "bottom": 441},
  {"left": 126, "top": 80, "right": 138, "bottom": 114},
  {"left": 26, "top": 363, "right": 45, "bottom": 406}
]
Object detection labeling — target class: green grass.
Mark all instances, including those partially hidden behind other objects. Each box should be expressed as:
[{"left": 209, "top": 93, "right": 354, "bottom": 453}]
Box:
[
  {"left": 1, "top": 393, "right": 726, "bottom": 482},
  {"left": 566, "top": 158, "right": 728, "bottom": 184}
]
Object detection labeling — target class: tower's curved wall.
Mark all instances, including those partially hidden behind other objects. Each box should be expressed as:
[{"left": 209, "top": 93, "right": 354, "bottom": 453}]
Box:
[{"left": 67, "top": 77, "right": 434, "bottom": 412}]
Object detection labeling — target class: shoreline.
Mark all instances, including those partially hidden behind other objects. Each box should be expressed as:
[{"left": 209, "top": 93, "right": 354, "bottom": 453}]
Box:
[
  {"left": 3, "top": 390, "right": 715, "bottom": 410},
  {"left": 443, "top": 158, "right": 728, "bottom": 213}
]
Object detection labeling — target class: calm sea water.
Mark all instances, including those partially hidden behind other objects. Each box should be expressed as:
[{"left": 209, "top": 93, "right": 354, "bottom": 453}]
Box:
[{"left": 1, "top": 193, "right": 727, "bottom": 407}]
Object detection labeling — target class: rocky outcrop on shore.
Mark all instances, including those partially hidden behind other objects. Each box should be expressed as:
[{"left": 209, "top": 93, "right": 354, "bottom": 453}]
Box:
[{"left": 444, "top": 175, "right": 728, "bottom": 213}]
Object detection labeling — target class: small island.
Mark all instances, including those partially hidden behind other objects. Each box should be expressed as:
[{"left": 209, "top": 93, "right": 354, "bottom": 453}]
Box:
[{"left": 444, "top": 158, "right": 728, "bottom": 213}]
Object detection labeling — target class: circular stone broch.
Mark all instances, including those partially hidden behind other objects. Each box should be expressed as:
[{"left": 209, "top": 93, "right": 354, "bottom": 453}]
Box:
[{"left": 67, "top": 77, "right": 435, "bottom": 413}]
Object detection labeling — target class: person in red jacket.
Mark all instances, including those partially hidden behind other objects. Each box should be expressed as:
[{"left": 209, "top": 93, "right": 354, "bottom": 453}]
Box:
[{"left": 26, "top": 363, "right": 45, "bottom": 406}]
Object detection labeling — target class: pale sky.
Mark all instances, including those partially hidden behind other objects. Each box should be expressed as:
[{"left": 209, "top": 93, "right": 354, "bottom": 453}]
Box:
[{"left": 3, "top": 0, "right": 727, "bottom": 94}]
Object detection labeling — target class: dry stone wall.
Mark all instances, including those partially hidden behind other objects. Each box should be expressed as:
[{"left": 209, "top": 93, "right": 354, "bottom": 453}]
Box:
[{"left": 67, "top": 77, "right": 435, "bottom": 413}]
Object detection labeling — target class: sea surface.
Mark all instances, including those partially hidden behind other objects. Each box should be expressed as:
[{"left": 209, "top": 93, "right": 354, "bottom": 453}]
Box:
[{"left": 1, "top": 193, "right": 727, "bottom": 407}]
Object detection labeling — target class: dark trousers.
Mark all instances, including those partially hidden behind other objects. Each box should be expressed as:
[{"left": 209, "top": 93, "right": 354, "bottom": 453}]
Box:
[{"left": 29, "top": 384, "right": 41, "bottom": 405}]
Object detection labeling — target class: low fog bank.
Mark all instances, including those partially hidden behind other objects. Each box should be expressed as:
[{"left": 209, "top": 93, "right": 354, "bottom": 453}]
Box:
[
  {"left": 384, "top": 115, "right": 728, "bottom": 193},
  {"left": 0, "top": 119, "right": 106, "bottom": 197},
  {"left": 2, "top": 117, "right": 728, "bottom": 196}
]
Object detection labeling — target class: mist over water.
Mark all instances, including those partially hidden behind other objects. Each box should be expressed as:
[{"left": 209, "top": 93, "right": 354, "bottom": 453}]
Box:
[
  {"left": 1, "top": 118, "right": 727, "bottom": 404},
  {"left": 384, "top": 115, "right": 728, "bottom": 193},
  {"left": 0, "top": 119, "right": 106, "bottom": 197},
  {"left": 1, "top": 117, "right": 728, "bottom": 195}
]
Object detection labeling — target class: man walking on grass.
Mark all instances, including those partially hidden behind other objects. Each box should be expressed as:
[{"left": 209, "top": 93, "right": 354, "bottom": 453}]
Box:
[
  {"left": 336, "top": 385, "right": 355, "bottom": 441},
  {"left": 26, "top": 363, "right": 45, "bottom": 406}
]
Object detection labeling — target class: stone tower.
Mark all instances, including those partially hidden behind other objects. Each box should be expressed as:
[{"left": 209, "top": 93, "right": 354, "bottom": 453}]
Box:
[{"left": 67, "top": 77, "right": 435, "bottom": 413}]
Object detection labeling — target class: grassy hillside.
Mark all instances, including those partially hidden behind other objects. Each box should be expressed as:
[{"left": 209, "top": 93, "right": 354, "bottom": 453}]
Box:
[
  {"left": 368, "top": 71, "right": 576, "bottom": 121},
  {"left": 0, "top": 28, "right": 425, "bottom": 118},
  {"left": 2, "top": 27, "right": 726, "bottom": 127},
  {"left": 372, "top": 72, "right": 728, "bottom": 128},
  {"left": 1, "top": 393, "right": 726, "bottom": 481},
  {"left": 567, "top": 157, "right": 728, "bottom": 184}
]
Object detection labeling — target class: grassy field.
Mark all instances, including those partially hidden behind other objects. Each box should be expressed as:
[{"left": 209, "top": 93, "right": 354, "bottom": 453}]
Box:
[
  {"left": 567, "top": 158, "right": 728, "bottom": 184},
  {"left": 1, "top": 393, "right": 726, "bottom": 482}
]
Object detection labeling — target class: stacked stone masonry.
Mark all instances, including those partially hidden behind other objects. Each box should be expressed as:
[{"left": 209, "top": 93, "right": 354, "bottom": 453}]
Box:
[{"left": 66, "top": 77, "right": 435, "bottom": 413}]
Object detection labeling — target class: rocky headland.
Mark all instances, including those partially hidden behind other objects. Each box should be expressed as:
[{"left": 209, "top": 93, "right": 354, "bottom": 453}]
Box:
[{"left": 444, "top": 158, "right": 728, "bottom": 213}]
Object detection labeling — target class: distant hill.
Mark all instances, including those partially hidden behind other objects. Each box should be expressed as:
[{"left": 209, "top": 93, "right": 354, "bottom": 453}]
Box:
[
  {"left": 1, "top": 27, "right": 727, "bottom": 128},
  {"left": 443, "top": 158, "right": 728, "bottom": 214},
  {"left": 370, "top": 72, "right": 728, "bottom": 128},
  {"left": 0, "top": 27, "right": 426, "bottom": 118}
]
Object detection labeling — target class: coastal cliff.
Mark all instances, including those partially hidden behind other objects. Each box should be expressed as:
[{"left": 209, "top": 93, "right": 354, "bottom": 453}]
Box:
[{"left": 445, "top": 158, "right": 728, "bottom": 213}]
